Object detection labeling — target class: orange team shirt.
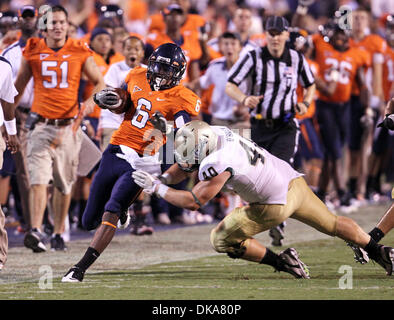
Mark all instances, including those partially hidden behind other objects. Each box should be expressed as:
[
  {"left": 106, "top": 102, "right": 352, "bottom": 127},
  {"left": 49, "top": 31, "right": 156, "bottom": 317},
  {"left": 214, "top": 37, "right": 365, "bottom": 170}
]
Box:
[
  {"left": 383, "top": 45, "right": 394, "bottom": 101},
  {"left": 250, "top": 33, "right": 267, "bottom": 47},
  {"left": 313, "top": 36, "right": 368, "bottom": 103},
  {"left": 148, "top": 13, "right": 205, "bottom": 34},
  {"left": 349, "top": 34, "right": 386, "bottom": 95},
  {"left": 110, "top": 66, "right": 201, "bottom": 155},
  {"left": 296, "top": 59, "right": 319, "bottom": 120},
  {"left": 84, "top": 52, "right": 110, "bottom": 118},
  {"left": 127, "top": 0, "right": 148, "bottom": 21},
  {"left": 145, "top": 31, "right": 202, "bottom": 83},
  {"left": 23, "top": 37, "right": 93, "bottom": 119}
]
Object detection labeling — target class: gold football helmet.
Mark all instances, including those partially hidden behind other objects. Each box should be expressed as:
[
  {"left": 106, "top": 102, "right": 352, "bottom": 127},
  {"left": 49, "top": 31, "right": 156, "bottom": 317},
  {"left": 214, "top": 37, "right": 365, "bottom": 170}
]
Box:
[{"left": 174, "top": 120, "right": 218, "bottom": 172}]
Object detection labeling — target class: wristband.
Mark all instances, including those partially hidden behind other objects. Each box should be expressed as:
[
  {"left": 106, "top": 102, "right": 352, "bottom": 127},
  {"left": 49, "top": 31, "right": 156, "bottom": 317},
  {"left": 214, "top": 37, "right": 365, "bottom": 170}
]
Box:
[
  {"left": 4, "top": 119, "right": 17, "bottom": 135},
  {"left": 158, "top": 172, "right": 171, "bottom": 185},
  {"left": 241, "top": 96, "right": 248, "bottom": 106},
  {"left": 302, "top": 101, "right": 310, "bottom": 108},
  {"left": 156, "top": 184, "right": 169, "bottom": 198}
]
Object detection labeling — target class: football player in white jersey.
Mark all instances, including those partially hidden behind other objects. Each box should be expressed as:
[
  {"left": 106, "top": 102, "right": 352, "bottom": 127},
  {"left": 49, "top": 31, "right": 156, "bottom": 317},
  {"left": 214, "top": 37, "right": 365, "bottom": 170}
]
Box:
[{"left": 133, "top": 120, "right": 394, "bottom": 278}]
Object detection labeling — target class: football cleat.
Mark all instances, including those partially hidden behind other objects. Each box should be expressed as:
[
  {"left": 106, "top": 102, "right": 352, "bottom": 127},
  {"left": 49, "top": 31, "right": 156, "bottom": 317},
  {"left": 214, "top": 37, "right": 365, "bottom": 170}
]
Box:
[
  {"left": 50, "top": 234, "right": 67, "bottom": 251},
  {"left": 24, "top": 230, "right": 47, "bottom": 253},
  {"left": 277, "top": 248, "right": 310, "bottom": 279},
  {"left": 269, "top": 225, "right": 284, "bottom": 247},
  {"left": 117, "top": 210, "right": 131, "bottom": 229},
  {"left": 131, "top": 224, "right": 154, "bottom": 236},
  {"left": 347, "top": 242, "right": 369, "bottom": 264},
  {"left": 372, "top": 245, "right": 394, "bottom": 276},
  {"left": 62, "top": 267, "right": 85, "bottom": 282}
]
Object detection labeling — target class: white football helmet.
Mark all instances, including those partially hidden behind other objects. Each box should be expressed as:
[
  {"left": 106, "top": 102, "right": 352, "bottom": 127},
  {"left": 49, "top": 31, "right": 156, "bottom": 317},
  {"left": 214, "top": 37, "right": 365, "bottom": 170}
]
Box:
[{"left": 174, "top": 120, "right": 218, "bottom": 172}]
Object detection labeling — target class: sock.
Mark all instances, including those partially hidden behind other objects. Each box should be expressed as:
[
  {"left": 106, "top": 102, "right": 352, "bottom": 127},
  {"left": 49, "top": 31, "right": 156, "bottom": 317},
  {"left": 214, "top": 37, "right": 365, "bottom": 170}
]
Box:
[
  {"left": 373, "top": 175, "right": 382, "bottom": 194},
  {"left": 348, "top": 178, "right": 357, "bottom": 196},
  {"left": 316, "top": 189, "right": 326, "bottom": 202},
  {"left": 75, "top": 247, "right": 100, "bottom": 271},
  {"left": 260, "top": 248, "right": 285, "bottom": 271},
  {"left": 363, "top": 237, "right": 381, "bottom": 261},
  {"left": 134, "top": 214, "right": 147, "bottom": 227},
  {"left": 78, "top": 199, "right": 87, "bottom": 225},
  {"left": 369, "top": 227, "right": 385, "bottom": 243},
  {"left": 337, "top": 189, "right": 345, "bottom": 198},
  {"left": 133, "top": 199, "right": 143, "bottom": 214},
  {"left": 366, "top": 176, "right": 374, "bottom": 192}
]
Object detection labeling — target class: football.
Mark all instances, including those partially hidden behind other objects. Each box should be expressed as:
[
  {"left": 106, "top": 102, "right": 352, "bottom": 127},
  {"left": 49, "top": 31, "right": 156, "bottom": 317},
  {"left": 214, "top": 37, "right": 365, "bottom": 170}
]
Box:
[
  {"left": 109, "top": 88, "right": 132, "bottom": 114},
  {"left": 94, "top": 87, "right": 132, "bottom": 114}
]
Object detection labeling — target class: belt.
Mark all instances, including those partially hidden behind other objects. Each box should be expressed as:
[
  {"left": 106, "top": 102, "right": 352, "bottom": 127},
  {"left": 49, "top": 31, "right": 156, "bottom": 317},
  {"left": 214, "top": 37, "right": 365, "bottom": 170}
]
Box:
[
  {"left": 251, "top": 113, "right": 294, "bottom": 129},
  {"left": 251, "top": 117, "right": 289, "bottom": 129},
  {"left": 38, "top": 117, "right": 74, "bottom": 126}
]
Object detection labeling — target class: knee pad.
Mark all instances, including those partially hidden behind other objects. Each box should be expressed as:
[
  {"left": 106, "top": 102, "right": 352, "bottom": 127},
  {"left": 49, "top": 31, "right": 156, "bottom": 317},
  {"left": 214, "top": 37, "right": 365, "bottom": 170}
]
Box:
[{"left": 210, "top": 228, "right": 246, "bottom": 258}]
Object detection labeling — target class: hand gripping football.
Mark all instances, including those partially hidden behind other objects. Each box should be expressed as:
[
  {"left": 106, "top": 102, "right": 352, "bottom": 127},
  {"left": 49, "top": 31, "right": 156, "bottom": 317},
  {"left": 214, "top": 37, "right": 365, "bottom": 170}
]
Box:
[{"left": 93, "top": 87, "right": 132, "bottom": 114}]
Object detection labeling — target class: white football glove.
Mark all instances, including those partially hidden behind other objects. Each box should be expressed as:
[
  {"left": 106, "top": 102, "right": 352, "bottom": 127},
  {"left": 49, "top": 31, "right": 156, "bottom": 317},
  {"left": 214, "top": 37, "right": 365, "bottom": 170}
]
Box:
[{"left": 132, "top": 170, "right": 161, "bottom": 194}]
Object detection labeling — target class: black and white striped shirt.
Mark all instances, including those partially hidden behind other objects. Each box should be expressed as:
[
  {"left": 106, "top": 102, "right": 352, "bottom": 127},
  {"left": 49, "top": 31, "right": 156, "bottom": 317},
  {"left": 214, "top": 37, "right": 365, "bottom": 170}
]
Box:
[{"left": 227, "top": 46, "right": 315, "bottom": 120}]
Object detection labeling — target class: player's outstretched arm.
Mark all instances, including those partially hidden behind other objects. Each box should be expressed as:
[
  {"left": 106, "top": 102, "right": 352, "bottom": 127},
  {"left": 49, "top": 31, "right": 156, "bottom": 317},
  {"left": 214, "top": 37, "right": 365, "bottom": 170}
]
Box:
[
  {"left": 132, "top": 170, "right": 231, "bottom": 211},
  {"left": 82, "top": 56, "right": 106, "bottom": 115},
  {"left": 159, "top": 163, "right": 191, "bottom": 185}
]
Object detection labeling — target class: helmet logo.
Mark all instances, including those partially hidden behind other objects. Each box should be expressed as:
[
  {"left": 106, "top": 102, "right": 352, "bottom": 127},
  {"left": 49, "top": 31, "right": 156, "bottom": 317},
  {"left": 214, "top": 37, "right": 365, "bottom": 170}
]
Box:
[{"left": 157, "top": 56, "right": 171, "bottom": 63}]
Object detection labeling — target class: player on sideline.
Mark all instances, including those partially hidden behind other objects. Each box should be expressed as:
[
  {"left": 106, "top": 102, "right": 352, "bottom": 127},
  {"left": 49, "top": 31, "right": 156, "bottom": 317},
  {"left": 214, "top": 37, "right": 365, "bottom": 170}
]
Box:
[
  {"left": 132, "top": 120, "right": 394, "bottom": 278},
  {"left": 11, "top": 5, "right": 105, "bottom": 252},
  {"left": 62, "top": 43, "right": 201, "bottom": 282}
]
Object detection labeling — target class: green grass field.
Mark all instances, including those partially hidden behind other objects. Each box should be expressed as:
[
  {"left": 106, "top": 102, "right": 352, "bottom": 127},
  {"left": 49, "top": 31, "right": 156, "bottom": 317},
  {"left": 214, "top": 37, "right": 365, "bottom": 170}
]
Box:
[{"left": 0, "top": 203, "right": 393, "bottom": 300}]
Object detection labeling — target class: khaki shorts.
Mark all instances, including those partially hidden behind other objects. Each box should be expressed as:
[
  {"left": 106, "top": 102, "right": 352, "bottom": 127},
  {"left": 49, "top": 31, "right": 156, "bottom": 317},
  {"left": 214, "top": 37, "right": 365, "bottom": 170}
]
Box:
[
  {"left": 0, "top": 135, "right": 5, "bottom": 169},
  {"left": 101, "top": 127, "right": 117, "bottom": 151},
  {"left": 210, "top": 177, "right": 338, "bottom": 253},
  {"left": 27, "top": 122, "right": 83, "bottom": 194}
]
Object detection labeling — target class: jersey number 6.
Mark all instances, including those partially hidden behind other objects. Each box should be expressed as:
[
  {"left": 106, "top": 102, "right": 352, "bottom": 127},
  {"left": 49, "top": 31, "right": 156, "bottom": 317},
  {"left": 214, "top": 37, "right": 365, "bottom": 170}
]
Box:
[{"left": 131, "top": 98, "right": 152, "bottom": 129}]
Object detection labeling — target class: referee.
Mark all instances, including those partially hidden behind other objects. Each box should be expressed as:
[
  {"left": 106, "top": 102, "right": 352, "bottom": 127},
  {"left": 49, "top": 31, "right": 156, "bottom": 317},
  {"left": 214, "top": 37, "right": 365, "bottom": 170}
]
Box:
[
  {"left": 225, "top": 16, "right": 315, "bottom": 246},
  {"left": 226, "top": 15, "right": 315, "bottom": 165}
]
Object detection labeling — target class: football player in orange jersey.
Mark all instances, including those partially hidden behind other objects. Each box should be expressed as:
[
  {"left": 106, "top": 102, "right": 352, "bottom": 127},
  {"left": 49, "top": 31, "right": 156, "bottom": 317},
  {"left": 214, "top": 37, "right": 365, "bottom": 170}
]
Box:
[
  {"left": 313, "top": 24, "right": 370, "bottom": 210},
  {"left": 10, "top": 5, "right": 106, "bottom": 252},
  {"left": 347, "top": 7, "right": 387, "bottom": 203},
  {"left": 148, "top": 0, "right": 206, "bottom": 35},
  {"left": 145, "top": 4, "right": 202, "bottom": 84},
  {"left": 62, "top": 43, "right": 201, "bottom": 282}
]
